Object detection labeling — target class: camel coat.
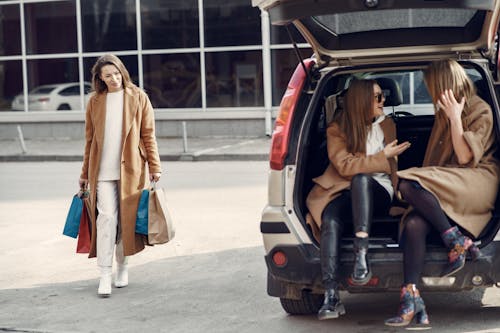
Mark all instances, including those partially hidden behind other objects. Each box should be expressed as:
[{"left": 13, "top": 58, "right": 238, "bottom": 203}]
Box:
[
  {"left": 398, "top": 95, "right": 500, "bottom": 238},
  {"left": 80, "top": 85, "right": 162, "bottom": 258},
  {"left": 306, "top": 117, "right": 398, "bottom": 241}
]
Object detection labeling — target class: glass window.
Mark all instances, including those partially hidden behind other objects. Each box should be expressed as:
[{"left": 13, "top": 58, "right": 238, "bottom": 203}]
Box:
[
  {"left": 59, "top": 85, "right": 81, "bottom": 96},
  {"left": 84, "top": 55, "right": 139, "bottom": 88},
  {"left": 204, "top": 0, "right": 261, "bottom": 47},
  {"left": 271, "top": 48, "right": 312, "bottom": 106},
  {"left": 81, "top": 0, "right": 137, "bottom": 52},
  {"left": 205, "top": 51, "right": 263, "bottom": 107},
  {"left": 0, "top": 60, "right": 22, "bottom": 111},
  {"left": 25, "top": 58, "right": 82, "bottom": 111},
  {"left": 143, "top": 53, "right": 201, "bottom": 108},
  {"left": 141, "top": 0, "right": 199, "bottom": 49},
  {"left": 270, "top": 25, "right": 305, "bottom": 45},
  {"left": 24, "top": 1, "right": 77, "bottom": 54},
  {"left": 0, "top": 5, "right": 21, "bottom": 56}
]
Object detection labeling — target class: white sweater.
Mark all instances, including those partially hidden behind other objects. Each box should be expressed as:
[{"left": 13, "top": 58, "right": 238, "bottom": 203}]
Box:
[
  {"left": 98, "top": 90, "right": 124, "bottom": 181},
  {"left": 366, "top": 115, "right": 394, "bottom": 199}
]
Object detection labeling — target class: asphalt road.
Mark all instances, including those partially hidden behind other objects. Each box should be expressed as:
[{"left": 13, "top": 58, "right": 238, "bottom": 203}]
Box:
[{"left": 1, "top": 162, "right": 500, "bottom": 333}]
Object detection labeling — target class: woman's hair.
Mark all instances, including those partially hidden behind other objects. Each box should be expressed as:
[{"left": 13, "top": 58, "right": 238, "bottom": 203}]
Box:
[
  {"left": 91, "top": 54, "right": 134, "bottom": 94},
  {"left": 423, "top": 59, "right": 475, "bottom": 107},
  {"left": 335, "top": 79, "right": 378, "bottom": 154}
]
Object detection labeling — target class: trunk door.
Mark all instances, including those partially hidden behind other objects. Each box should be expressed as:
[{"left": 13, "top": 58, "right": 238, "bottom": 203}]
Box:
[{"left": 252, "top": 0, "right": 500, "bottom": 66}]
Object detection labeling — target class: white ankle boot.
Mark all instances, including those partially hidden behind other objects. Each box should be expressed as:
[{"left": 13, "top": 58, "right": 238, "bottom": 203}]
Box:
[
  {"left": 98, "top": 273, "right": 112, "bottom": 297},
  {"left": 114, "top": 264, "right": 128, "bottom": 288}
]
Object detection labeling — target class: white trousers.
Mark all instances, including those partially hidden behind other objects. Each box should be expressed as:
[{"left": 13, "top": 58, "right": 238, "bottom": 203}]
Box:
[{"left": 96, "top": 181, "right": 127, "bottom": 272}]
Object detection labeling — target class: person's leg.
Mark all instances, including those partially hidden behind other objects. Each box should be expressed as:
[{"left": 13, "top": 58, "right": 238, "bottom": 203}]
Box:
[
  {"left": 350, "top": 174, "right": 391, "bottom": 285},
  {"left": 96, "top": 181, "right": 119, "bottom": 297},
  {"left": 385, "top": 212, "right": 430, "bottom": 327},
  {"left": 318, "top": 192, "right": 349, "bottom": 320},
  {"left": 399, "top": 179, "right": 481, "bottom": 277},
  {"left": 114, "top": 238, "right": 129, "bottom": 287}
]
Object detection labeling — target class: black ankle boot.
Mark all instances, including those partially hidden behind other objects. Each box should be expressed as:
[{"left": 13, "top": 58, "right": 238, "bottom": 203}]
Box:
[
  {"left": 351, "top": 237, "right": 371, "bottom": 285},
  {"left": 318, "top": 288, "right": 346, "bottom": 320}
]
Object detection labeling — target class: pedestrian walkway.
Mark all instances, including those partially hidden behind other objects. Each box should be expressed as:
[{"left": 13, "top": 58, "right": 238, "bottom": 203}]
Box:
[{"left": 0, "top": 136, "right": 271, "bottom": 162}]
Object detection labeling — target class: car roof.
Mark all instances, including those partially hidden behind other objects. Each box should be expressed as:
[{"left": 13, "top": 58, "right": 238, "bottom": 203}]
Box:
[{"left": 253, "top": 0, "right": 500, "bottom": 65}]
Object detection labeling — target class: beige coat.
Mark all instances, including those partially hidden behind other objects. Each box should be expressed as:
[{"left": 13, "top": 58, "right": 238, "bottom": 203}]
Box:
[
  {"left": 80, "top": 86, "right": 162, "bottom": 257},
  {"left": 306, "top": 117, "right": 398, "bottom": 240},
  {"left": 398, "top": 95, "right": 499, "bottom": 238}
]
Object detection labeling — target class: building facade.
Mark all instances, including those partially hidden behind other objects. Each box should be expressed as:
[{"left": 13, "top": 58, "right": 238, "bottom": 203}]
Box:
[{"left": 0, "top": 0, "right": 310, "bottom": 138}]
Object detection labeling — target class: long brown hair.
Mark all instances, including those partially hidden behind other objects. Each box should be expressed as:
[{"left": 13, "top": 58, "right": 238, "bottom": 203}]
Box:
[
  {"left": 335, "top": 79, "right": 378, "bottom": 154},
  {"left": 424, "top": 59, "right": 475, "bottom": 117},
  {"left": 91, "top": 54, "right": 134, "bottom": 94}
]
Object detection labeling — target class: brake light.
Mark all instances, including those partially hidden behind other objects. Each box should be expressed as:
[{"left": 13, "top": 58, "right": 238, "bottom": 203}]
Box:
[
  {"left": 38, "top": 97, "right": 50, "bottom": 103},
  {"left": 269, "top": 59, "right": 315, "bottom": 170},
  {"left": 272, "top": 250, "right": 288, "bottom": 267}
]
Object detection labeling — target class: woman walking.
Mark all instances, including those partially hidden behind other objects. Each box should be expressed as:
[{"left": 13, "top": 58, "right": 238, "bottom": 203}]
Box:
[{"left": 79, "top": 54, "right": 162, "bottom": 297}]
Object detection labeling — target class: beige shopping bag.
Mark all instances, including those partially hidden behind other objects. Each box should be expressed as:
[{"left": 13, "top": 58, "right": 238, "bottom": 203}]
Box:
[{"left": 148, "top": 183, "right": 175, "bottom": 245}]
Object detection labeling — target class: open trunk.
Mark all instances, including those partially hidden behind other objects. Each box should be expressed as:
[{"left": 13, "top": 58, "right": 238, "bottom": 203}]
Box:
[{"left": 293, "top": 60, "right": 500, "bottom": 249}]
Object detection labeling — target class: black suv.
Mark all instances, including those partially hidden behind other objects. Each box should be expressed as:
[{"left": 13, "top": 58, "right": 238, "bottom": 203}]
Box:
[{"left": 253, "top": 0, "right": 500, "bottom": 314}]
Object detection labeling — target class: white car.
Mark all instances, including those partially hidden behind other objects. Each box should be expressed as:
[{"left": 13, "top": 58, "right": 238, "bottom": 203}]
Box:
[{"left": 11, "top": 82, "right": 91, "bottom": 111}]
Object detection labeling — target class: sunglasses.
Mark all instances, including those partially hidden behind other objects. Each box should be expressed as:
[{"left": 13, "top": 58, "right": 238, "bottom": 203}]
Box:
[{"left": 374, "top": 92, "right": 386, "bottom": 103}]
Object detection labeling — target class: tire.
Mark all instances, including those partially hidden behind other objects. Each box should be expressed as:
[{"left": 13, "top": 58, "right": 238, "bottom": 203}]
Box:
[
  {"left": 57, "top": 104, "right": 71, "bottom": 110},
  {"left": 279, "top": 292, "right": 323, "bottom": 315}
]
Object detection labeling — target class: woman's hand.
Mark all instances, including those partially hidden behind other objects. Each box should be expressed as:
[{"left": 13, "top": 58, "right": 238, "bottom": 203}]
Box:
[
  {"left": 384, "top": 140, "right": 411, "bottom": 158},
  {"left": 150, "top": 173, "right": 161, "bottom": 182},
  {"left": 437, "top": 89, "right": 465, "bottom": 122},
  {"left": 79, "top": 178, "right": 88, "bottom": 189}
]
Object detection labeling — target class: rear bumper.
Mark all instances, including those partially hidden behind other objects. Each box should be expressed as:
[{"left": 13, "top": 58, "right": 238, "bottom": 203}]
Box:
[{"left": 265, "top": 241, "right": 500, "bottom": 299}]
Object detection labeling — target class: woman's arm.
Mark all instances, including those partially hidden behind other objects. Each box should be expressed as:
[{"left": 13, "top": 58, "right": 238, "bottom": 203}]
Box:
[
  {"left": 139, "top": 91, "right": 162, "bottom": 179},
  {"left": 437, "top": 89, "right": 473, "bottom": 165},
  {"left": 79, "top": 96, "right": 94, "bottom": 187}
]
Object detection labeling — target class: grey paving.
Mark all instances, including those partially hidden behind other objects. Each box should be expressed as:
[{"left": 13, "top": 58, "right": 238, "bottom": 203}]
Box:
[{"left": 0, "top": 136, "right": 271, "bottom": 162}]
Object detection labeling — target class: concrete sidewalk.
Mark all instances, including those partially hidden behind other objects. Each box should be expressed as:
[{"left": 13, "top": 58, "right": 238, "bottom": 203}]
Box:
[{"left": 0, "top": 136, "right": 271, "bottom": 162}]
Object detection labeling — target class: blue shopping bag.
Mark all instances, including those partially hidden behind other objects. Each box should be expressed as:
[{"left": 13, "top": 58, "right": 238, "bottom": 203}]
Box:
[
  {"left": 135, "top": 189, "right": 150, "bottom": 235},
  {"left": 63, "top": 192, "right": 84, "bottom": 238}
]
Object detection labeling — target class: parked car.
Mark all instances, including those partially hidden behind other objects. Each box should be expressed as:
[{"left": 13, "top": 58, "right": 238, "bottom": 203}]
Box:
[
  {"left": 11, "top": 82, "right": 91, "bottom": 111},
  {"left": 253, "top": 0, "right": 500, "bottom": 315}
]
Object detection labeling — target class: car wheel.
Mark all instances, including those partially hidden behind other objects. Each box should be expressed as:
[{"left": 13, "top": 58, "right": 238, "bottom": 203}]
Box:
[
  {"left": 279, "top": 292, "right": 323, "bottom": 315},
  {"left": 57, "top": 104, "right": 71, "bottom": 110}
]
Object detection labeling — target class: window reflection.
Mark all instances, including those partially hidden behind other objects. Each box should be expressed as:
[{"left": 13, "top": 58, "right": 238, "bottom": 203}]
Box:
[
  {"left": 271, "top": 48, "right": 311, "bottom": 106},
  {"left": 0, "top": 5, "right": 21, "bottom": 56},
  {"left": 81, "top": 0, "right": 137, "bottom": 52},
  {"left": 204, "top": 0, "right": 261, "bottom": 47},
  {"left": 206, "top": 51, "right": 263, "bottom": 107},
  {"left": 0, "top": 61, "right": 22, "bottom": 111},
  {"left": 270, "top": 25, "right": 305, "bottom": 45},
  {"left": 141, "top": 0, "right": 199, "bottom": 49},
  {"left": 143, "top": 53, "right": 201, "bottom": 108},
  {"left": 22, "top": 58, "right": 83, "bottom": 111},
  {"left": 24, "top": 1, "right": 77, "bottom": 54}
]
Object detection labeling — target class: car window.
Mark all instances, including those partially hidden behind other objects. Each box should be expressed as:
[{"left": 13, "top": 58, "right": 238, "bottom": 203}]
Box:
[
  {"left": 30, "top": 86, "right": 56, "bottom": 94},
  {"left": 59, "top": 85, "right": 80, "bottom": 96},
  {"left": 366, "top": 66, "right": 484, "bottom": 116},
  {"left": 314, "top": 9, "right": 477, "bottom": 35}
]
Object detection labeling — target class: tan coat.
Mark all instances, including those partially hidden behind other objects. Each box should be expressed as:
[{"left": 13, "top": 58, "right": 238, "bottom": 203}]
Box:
[
  {"left": 80, "top": 86, "right": 162, "bottom": 257},
  {"left": 398, "top": 95, "right": 499, "bottom": 238},
  {"left": 306, "top": 117, "right": 398, "bottom": 240}
]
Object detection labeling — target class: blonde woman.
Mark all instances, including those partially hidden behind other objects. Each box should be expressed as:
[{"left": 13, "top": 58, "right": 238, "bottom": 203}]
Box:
[
  {"left": 79, "top": 54, "right": 161, "bottom": 297},
  {"left": 385, "top": 60, "right": 499, "bottom": 327},
  {"left": 307, "top": 79, "right": 410, "bottom": 320}
]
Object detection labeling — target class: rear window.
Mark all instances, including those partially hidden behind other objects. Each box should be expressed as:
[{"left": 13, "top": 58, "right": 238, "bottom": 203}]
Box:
[
  {"left": 314, "top": 8, "right": 477, "bottom": 35},
  {"left": 30, "top": 86, "right": 56, "bottom": 94}
]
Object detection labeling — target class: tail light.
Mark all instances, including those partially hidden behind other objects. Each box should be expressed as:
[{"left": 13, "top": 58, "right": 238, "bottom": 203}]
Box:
[
  {"left": 269, "top": 59, "right": 315, "bottom": 170},
  {"left": 272, "top": 250, "right": 288, "bottom": 267},
  {"left": 37, "top": 97, "right": 50, "bottom": 103}
]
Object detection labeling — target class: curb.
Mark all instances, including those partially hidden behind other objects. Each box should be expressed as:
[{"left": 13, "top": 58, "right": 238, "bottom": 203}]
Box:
[{"left": 0, "top": 154, "right": 269, "bottom": 162}]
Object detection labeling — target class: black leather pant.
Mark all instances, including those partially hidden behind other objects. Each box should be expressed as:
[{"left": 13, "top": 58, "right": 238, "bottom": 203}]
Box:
[{"left": 320, "top": 174, "right": 391, "bottom": 288}]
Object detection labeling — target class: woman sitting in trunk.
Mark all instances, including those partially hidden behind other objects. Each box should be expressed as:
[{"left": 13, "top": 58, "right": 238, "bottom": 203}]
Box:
[
  {"left": 385, "top": 59, "right": 500, "bottom": 327},
  {"left": 307, "top": 79, "right": 410, "bottom": 320}
]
